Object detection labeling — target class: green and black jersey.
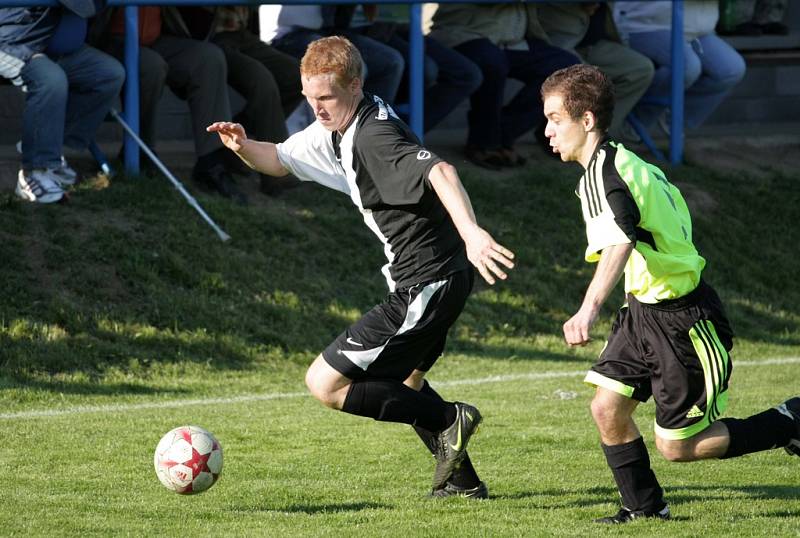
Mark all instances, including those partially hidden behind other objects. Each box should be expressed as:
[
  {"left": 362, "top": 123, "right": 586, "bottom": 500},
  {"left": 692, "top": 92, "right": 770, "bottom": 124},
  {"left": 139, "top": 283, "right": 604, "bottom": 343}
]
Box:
[{"left": 577, "top": 139, "right": 705, "bottom": 303}]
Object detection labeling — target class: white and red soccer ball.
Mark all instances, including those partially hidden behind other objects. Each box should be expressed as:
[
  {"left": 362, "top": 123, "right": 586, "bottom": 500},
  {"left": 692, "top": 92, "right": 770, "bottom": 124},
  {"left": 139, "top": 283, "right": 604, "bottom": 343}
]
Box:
[{"left": 154, "top": 425, "right": 223, "bottom": 494}]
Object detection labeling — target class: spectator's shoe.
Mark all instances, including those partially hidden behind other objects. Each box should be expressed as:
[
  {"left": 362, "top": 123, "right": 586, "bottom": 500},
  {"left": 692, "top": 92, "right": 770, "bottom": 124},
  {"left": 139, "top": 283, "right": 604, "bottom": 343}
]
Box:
[
  {"left": 432, "top": 402, "right": 482, "bottom": 490},
  {"left": 193, "top": 162, "right": 248, "bottom": 206},
  {"left": 50, "top": 157, "right": 79, "bottom": 186},
  {"left": 595, "top": 505, "right": 670, "bottom": 524},
  {"left": 776, "top": 397, "right": 800, "bottom": 456},
  {"left": 499, "top": 147, "right": 526, "bottom": 167},
  {"left": 15, "top": 141, "right": 78, "bottom": 185},
  {"left": 465, "top": 145, "right": 504, "bottom": 171},
  {"left": 15, "top": 169, "right": 65, "bottom": 204},
  {"left": 260, "top": 173, "right": 302, "bottom": 197},
  {"left": 430, "top": 481, "right": 488, "bottom": 500}
]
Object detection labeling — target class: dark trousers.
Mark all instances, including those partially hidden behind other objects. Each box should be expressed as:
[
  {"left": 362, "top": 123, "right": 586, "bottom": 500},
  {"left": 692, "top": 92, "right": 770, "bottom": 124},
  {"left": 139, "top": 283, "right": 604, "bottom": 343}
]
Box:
[
  {"left": 108, "top": 35, "right": 231, "bottom": 158},
  {"left": 384, "top": 32, "right": 482, "bottom": 133},
  {"left": 454, "top": 37, "right": 579, "bottom": 149},
  {"left": 213, "top": 29, "right": 303, "bottom": 143}
]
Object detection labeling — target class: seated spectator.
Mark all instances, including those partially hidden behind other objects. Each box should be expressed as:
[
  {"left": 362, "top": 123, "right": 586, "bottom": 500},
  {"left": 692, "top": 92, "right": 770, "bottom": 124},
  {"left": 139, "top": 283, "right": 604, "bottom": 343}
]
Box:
[
  {"left": 428, "top": 3, "right": 580, "bottom": 169},
  {"left": 613, "top": 0, "right": 746, "bottom": 133},
  {"left": 718, "top": 0, "right": 789, "bottom": 36},
  {"left": 260, "top": 5, "right": 404, "bottom": 103},
  {"left": 91, "top": 7, "right": 247, "bottom": 204},
  {"left": 346, "top": 11, "right": 482, "bottom": 133},
  {"left": 0, "top": 0, "right": 125, "bottom": 204},
  {"left": 179, "top": 6, "right": 304, "bottom": 195},
  {"left": 537, "top": 2, "right": 654, "bottom": 143}
]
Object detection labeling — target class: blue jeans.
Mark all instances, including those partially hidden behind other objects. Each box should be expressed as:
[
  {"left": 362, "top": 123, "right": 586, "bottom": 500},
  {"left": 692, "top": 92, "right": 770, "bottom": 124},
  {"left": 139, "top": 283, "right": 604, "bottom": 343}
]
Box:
[
  {"left": 455, "top": 38, "right": 579, "bottom": 149},
  {"left": 273, "top": 28, "right": 404, "bottom": 103},
  {"left": 385, "top": 33, "right": 482, "bottom": 133},
  {"left": 627, "top": 31, "right": 746, "bottom": 129},
  {"left": 19, "top": 44, "right": 125, "bottom": 170}
]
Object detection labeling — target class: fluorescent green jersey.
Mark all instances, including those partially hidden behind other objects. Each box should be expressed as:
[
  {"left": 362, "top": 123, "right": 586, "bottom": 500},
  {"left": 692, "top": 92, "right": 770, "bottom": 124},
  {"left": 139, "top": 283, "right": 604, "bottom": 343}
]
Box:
[{"left": 576, "top": 140, "right": 705, "bottom": 303}]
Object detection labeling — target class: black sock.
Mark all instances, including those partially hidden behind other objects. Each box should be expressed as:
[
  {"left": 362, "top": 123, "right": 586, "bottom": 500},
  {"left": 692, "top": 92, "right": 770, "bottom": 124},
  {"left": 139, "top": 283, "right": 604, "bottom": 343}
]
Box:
[
  {"left": 602, "top": 437, "right": 665, "bottom": 512},
  {"left": 341, "top": 379, "right": 453, "bottom": 432},
  {"left": 719, "top": 408, "right": 795, "bottom": 458},
  {"left": 415, "top": 381, "right": 480, "bottom": 489}
]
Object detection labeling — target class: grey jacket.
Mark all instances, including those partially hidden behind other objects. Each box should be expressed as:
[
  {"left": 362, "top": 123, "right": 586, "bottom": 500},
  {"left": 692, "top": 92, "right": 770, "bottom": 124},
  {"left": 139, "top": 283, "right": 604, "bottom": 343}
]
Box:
[{"left": 428, "top": 3, "right": 547, "bottom": 49}]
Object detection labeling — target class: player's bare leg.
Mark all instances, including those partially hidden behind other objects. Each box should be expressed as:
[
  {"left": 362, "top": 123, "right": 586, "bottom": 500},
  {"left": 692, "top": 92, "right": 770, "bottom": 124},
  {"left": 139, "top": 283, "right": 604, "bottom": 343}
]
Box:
[
  {"left": 590, "top": 387, "right": 669, "bottom": 524},
  {"left": 305, "top": 354, "right": 352, "bottom": 409}
]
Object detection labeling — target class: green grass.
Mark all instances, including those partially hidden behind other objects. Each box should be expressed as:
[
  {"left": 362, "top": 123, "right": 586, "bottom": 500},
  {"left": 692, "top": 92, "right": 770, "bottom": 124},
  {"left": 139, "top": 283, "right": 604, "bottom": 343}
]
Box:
[{"left": 1, "top": 155, "right": 799, "bottom": 537}]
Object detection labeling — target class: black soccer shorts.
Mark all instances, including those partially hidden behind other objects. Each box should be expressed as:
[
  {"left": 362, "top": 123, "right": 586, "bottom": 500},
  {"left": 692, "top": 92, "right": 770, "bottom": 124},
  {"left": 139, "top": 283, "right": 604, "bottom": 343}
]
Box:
[
  {"left": 584, "top": 281, "right": 735, "bottom": 440},
  {"left": 322, "top": 269, "right": 474, "bottom": 381}
]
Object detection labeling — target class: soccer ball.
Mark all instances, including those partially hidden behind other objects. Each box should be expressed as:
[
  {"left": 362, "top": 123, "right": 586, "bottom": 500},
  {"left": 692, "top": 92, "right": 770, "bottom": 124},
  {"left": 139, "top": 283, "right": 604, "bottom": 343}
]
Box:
[{"left": 154, "top": 425, "right": 223, "bottom": 494}]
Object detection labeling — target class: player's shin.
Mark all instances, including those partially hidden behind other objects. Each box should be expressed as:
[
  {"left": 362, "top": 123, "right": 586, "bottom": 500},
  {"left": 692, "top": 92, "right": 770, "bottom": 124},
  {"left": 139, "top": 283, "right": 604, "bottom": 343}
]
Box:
[
  {"left": 341, "top": 378, "right": 454, "bottom": 431},
  {"left": 414, "top": 381, "right": 481, "bottom": 489},
  {"left": 719, "top": 407, "right": 795, "bottom": 458},
  {"left": 602, "top": 437, "right": 666, "bottom": 513}
]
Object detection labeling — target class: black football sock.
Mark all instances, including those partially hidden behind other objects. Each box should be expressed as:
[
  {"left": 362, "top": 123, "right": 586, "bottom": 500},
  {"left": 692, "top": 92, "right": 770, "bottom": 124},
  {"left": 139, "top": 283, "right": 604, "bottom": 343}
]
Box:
[
  {"left": 341, "top": 379, "right": 454, "bottom": 432},
  {"left": 602, "top": 437, "right": 665, "bottom": 513},
  {"left": 719, "top": 408, "right": 795, "bottom": 458},
  {"left": 414, "top": 381, "right": 480, "bottom": 489}
]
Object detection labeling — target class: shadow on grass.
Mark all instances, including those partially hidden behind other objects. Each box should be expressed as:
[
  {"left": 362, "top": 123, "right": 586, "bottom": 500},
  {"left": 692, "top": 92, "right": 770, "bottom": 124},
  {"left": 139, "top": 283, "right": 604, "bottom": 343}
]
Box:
[
  {"left": 496, "top": 483, "right": 800, "bottom": 515},
  {"left": 0, "top": 373, "right": 189, "bottom": 397},
  {"left": 237, "top": 501, "right": 391, "bottom": 514}
]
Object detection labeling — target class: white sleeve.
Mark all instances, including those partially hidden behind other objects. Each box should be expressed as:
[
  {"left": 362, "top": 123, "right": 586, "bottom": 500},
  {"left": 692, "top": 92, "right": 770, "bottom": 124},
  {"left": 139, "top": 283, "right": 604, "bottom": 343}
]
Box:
[{"left": 276, "top": 123, "right": 351, "bottom": 195}]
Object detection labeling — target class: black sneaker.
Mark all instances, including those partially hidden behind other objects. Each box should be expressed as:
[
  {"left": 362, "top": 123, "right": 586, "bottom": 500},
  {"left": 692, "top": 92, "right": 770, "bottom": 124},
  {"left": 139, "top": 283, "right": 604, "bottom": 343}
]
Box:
[
  {"left": 431, "top": 402, "right": 482, "bottom": 490},
  {"left": 193, "top": 162, "right": 248, "bottom": 206},
  {"left": 595, "top": 505, "right": 670, "bottom": 524},
  {"left": 776, "top": 397, "right": 800, "bottom": 456},
  {"left": 430, "top": 481, "right": 488, "bottom": 500}
]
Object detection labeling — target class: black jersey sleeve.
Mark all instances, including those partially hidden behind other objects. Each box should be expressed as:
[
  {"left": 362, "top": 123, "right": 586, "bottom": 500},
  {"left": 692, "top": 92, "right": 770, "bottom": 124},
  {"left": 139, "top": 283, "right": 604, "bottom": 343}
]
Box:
[{"left": 353, "top": 117, "right": 443, "bottom": 206}]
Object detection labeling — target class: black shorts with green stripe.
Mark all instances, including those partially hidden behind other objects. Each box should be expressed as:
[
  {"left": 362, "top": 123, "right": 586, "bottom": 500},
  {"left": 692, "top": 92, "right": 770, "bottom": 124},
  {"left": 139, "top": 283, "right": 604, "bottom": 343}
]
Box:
[{"left": 585, "top": 280, "right": 734, "bottom": 440}]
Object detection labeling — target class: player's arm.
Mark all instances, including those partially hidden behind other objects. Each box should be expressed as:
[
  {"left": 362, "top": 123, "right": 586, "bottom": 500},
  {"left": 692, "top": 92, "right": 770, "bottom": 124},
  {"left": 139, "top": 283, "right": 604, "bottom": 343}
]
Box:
[
  {"left": 206, "top": 122, "right": 288, "bottom": 177},
  {"left": 427, "top": 161, "right": 515, "bottom": 284},
  {"left": 563, "top": 241, "right": 634, "bottom": 346}
]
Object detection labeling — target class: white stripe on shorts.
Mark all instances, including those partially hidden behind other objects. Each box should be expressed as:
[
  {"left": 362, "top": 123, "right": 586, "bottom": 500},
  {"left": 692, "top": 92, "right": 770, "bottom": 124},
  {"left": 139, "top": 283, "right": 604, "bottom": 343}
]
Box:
[{"left": 342, "top": 279, "right": 447, "bottom": 371}]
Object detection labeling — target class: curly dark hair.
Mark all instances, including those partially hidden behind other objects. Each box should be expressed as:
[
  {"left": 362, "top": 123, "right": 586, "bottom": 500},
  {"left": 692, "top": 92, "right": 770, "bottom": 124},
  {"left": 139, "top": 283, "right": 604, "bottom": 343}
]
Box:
[{"left": 541, "top": 64, "right": 615, "bottom": 133}]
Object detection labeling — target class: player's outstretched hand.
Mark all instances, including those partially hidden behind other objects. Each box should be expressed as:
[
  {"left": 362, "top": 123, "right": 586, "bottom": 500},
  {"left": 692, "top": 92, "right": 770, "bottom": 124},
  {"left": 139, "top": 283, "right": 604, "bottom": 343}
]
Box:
[
  {"left": 465, "top": 226, "right": 515, "bottom": 285},
  {"left": 207, "top": 122, "right": 248, "bottom": 152}
]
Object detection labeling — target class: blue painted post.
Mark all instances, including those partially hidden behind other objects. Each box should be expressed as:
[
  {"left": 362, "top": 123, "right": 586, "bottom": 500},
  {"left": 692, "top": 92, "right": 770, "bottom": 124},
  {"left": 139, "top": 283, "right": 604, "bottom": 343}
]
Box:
[
  {"left": 670, "top": 0, "right": 684, "bottom": 164},
  {"left": 408, "top": 3, "right": 424, "bottom": 140},
  {"left": 123, "top": 5, "right": 140, "bottom": 173}
]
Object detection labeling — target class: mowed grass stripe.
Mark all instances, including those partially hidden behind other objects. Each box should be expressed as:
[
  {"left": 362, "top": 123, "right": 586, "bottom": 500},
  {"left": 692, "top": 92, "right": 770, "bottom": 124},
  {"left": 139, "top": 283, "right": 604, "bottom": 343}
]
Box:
[{"left": 3, "top": 356, "right": 799, "bottom": 421}]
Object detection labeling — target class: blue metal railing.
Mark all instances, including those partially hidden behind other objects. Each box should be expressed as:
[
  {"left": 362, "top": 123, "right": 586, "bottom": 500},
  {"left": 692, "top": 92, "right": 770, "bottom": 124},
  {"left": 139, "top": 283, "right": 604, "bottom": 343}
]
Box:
[{"left": 2, "top": 0, "right": 685, "bottom": 169}]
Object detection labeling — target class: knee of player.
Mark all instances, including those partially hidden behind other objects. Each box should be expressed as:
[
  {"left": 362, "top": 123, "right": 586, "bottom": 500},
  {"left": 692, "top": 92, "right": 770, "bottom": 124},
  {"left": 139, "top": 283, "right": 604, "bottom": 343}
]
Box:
[
  {"left": 655, "top": 437, "right": 695, "bottom": 462},
  {"left": 589, "top": 396, "right": 617, "bottom": 426},
  {"left": 304, "top": 358, "right": 336, "bottom": 407}
]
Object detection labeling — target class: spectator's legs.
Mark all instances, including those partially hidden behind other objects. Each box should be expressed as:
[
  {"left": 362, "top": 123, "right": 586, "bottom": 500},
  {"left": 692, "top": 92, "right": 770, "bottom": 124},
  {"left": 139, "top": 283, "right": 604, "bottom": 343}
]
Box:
[
  {"left": 271, "top": 29, "right": 322, "bottom": 59},
  {"left": 578, "top": 40, "right": 655, "bottom": 137},
  {"left": 626, "top": 31, "right": 701, "bottom": 128},
  {"left": 214, "top": 34, "right": 291, "bottom": 143},
  {"left": 501, "top": 39, "right": 579, "bottom": 148},
  {"left": 387, "top": 32, "right": 482, "bottom": 132},
  {"left": 150, "top": 36, "right": 231, "bottom": 158},
  {"left": 683, "top": 35, "right": 745, "bottom": 129},
  {"left": 19, "top": 55, "right": 67, "bottom": 170},
  {"left": 454, "top": 38, "right": 508, "bottom": 150},
  {"left": 57, "top": 45, "right": 125, "bottom": 151},
  {"left": 346, "top": 32, "right": 404, "bottom": 103},
  {"left": 226, "top": 30, "right": 304, "bottom": 118}
]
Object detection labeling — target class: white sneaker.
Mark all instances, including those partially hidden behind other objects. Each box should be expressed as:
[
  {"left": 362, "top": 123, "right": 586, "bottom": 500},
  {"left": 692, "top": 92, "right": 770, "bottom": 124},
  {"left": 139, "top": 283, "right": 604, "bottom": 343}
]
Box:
[
  {"left": 50, "top": 157, "right": 78, "bottom": 186},
  {"left": 15, "top": 141, "right": 77, "bottom": 186},
  {"left": 15, "top": 169, "right": 65, "bottom": 203}
]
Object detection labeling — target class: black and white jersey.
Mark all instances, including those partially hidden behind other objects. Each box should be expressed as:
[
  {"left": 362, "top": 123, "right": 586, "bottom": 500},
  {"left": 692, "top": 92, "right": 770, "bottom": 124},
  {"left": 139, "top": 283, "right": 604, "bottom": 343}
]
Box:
[{"left": 276, "top": 93, "right": 468, "bottom": 291}]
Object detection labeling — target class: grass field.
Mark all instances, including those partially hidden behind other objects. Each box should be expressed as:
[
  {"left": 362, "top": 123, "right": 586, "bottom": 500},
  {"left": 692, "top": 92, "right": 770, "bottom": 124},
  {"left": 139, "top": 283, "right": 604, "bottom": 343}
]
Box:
[{"left": 1, "top": 152, "right": 799, "bottom": 537}]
